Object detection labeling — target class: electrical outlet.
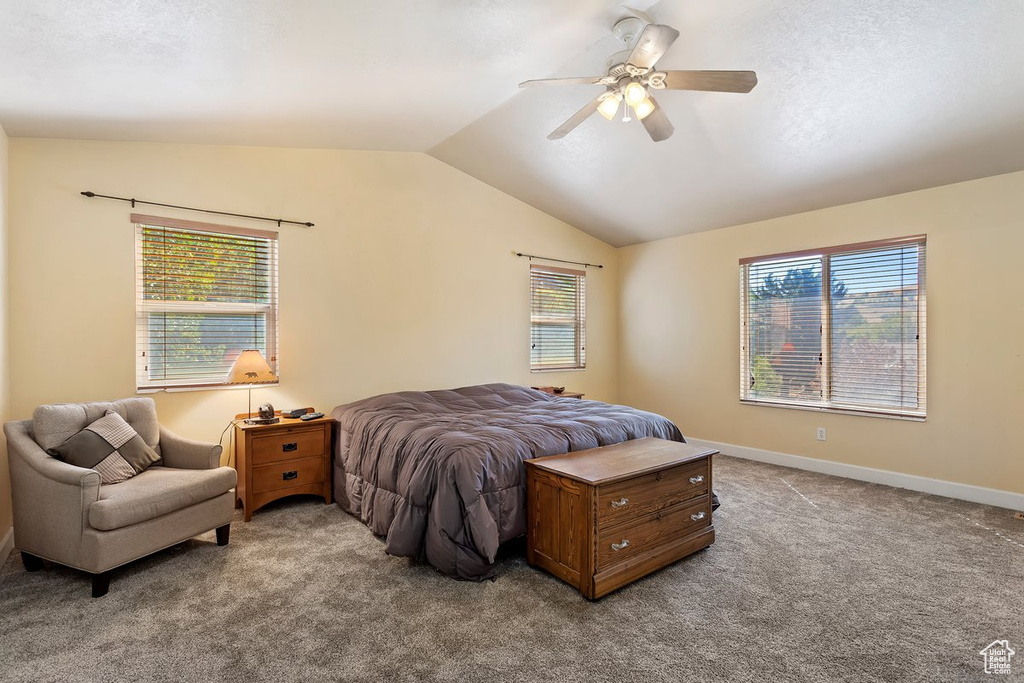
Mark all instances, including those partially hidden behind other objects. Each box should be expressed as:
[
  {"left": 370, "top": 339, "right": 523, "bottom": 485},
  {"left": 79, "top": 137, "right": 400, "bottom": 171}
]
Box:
[
  {"left": 816, "top": 427, "right": 827, "bottom": 441},
  {"left": 1014, "top": 512, "right": 1024, "bottom": 520}
]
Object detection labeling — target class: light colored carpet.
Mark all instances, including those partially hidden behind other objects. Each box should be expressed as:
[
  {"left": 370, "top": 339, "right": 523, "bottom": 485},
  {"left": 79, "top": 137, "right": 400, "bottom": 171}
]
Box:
[{"left": 1, "top": 455, "right": 1022, "bottom": 683}]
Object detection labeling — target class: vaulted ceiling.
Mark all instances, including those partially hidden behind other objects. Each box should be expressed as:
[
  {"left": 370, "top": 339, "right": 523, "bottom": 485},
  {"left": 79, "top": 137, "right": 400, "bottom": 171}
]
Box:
[{"left": 2, "top": 0, "right": 1023, "bottom": 246}]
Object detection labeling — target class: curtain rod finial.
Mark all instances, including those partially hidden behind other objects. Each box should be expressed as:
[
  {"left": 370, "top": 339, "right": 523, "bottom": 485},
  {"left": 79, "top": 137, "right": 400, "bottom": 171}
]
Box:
[{"left": 81, "top": 191, "right": 95, "bottom": 197}]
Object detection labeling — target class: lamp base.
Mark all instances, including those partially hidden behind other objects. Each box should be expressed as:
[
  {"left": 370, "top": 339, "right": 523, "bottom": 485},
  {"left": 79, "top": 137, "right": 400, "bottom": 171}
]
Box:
[{"left": 243, "top": 417, "right": 280, "bottom": 426}]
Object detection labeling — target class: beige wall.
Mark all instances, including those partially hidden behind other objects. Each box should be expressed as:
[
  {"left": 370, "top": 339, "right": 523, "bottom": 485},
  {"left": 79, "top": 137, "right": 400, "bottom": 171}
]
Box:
[
  {"left": 7, "top": 139, "right": 618, "bottom": 458},
  {"left": 619, "top": 171, "right": 1024, "bottom": 495},
  {"left": 6, "top": 136, "right": 1020, "bottom": 518},
  {"left": 0, "top": 123, "right": 10, "bottom": 537}
]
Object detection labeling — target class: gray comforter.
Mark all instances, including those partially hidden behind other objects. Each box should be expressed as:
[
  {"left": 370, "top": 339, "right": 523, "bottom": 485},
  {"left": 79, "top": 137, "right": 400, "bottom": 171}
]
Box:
[{"left": 331, "top": 383, "right": 684, "bottom": 580}]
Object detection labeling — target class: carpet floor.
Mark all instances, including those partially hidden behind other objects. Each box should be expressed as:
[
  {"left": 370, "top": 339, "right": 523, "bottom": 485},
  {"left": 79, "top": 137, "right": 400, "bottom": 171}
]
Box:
[{"left": 1, "top": 455, "right": 1021, "bottom": 683}]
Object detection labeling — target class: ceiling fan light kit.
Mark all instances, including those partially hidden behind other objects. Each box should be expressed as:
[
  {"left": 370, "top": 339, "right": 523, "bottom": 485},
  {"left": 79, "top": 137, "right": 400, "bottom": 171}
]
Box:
[{"left": 520, "top": 20, "right": 757, "bottom": 142}]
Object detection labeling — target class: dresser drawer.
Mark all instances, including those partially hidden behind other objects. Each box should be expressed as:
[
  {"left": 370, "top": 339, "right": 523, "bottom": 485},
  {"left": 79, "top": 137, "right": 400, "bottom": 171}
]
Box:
[
  {"left": 597, "top": 459, "right": 709, "bottom": 526},
  {"left": 597, "top": 497, "right": 712, "bottom": 571},
  {"left": 251, "top": 427, "right": 327, "bottom": 465},
  {"left": 252, "top": 456, "right": 326, "bottom": 494}
]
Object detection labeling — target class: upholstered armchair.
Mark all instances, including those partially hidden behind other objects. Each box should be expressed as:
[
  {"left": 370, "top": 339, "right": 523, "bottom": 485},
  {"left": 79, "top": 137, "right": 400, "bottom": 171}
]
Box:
[{"left": 4, "top": 397, "right": 237, "bottom": 597}]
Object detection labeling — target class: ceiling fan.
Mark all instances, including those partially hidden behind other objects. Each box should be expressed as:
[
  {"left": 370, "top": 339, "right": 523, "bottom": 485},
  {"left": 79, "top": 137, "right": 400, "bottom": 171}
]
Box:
[{"left": 519, "top": 17, "right": 757, "bottom": 142}]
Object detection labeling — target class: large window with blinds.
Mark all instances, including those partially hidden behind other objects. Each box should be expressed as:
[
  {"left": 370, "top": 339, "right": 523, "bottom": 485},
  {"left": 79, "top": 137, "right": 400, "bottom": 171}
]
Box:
[
  {"left": 530, "top": 265, "right": 586, "bottom": 371},
  {"left": 740, "top": 235, "right": 926, "bottom": 419},
  {"left": 135, "top": 214, "right": 279, "bottom": 390}
]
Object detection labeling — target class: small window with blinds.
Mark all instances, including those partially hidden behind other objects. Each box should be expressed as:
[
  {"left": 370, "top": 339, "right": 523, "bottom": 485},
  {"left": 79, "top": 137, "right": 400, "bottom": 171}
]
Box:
[
  {"left": 530, "top": 265, "right": 586, "bottom": 371},
  {"left": 740, "top": 235, "right": 926, "bottom": 419},
  {"left": 134, "top": 214, "right": 279, "bottom": 391}
]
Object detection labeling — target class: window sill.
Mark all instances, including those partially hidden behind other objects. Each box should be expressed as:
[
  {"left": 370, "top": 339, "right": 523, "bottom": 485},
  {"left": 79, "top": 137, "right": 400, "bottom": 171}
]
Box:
[
  {"left": 531, "top": 367, "right": 586, "bottom": 373},
  {"left": 138, "top": 383, "right": 280, "bottom": 394},
  {"left": 740, "top": 398, "right": 926, "bottom": 422}
]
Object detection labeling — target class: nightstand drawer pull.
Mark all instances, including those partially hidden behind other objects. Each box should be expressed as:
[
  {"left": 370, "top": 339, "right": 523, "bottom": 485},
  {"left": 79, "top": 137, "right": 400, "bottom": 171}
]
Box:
[
  {"left": 610, "top": 497, "right": 629, "bottom": 509},
  {"left": 282, "top": 442, "right": 298, "bottom": 452},
  {"left": 690, "top": 511, "right": 706, "bottom": 522},
  {"left": 282, "top": 471, "right": 298, "bottom": 481},
  {"left": 611, "top": 539, "right": 630, "bottom": 551},
  {"left": 689, "top": 475, "right": 705, "bottom": 484}
]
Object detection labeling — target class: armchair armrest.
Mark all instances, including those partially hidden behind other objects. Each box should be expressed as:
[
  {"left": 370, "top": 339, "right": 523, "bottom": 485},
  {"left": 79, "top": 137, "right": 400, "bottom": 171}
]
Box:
[
  {"left": 4, "top": 420, "right": 101, "bottom": 487},
  {"left": 159, "top": 426, "right": 223, "bottom": 469},
  {"left": 4, "top": 420, "right": 101, "bottom": 563}
]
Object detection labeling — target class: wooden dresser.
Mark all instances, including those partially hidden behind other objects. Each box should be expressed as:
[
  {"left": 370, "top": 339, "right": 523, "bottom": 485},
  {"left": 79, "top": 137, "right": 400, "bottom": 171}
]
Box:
[
  {"left": 525, "top": 437, "right": 716, "bottom": 599},
  {"left": 234, "top": 415, "right": 334, "bottom": 521}
]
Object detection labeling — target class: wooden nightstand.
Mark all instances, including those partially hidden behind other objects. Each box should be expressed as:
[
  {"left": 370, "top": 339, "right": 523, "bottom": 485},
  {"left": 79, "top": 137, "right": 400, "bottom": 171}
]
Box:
[
  {"left": 233, "top": 414, "right": 334, "bottom": 521},
  {"left": 531, "top": 387, "right": 585, "bottom": 399}
]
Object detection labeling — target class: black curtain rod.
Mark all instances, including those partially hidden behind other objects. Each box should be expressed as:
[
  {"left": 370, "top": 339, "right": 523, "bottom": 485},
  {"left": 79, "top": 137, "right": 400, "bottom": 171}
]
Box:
[
  {"left": 514, "top": 251, "right": 603, "bottom": 269},
  {"left": 81, "top": 191, "right": 314, "bottom": 228}
]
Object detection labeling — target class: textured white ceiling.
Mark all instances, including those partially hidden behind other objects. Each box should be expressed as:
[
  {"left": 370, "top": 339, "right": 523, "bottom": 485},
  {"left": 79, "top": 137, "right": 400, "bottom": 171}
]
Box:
[
  {"left": 2, "top": 0, "right": 1023, "bottom": 245},
  {"left": 431, "top": 0, "right": 1024, "bottom": 245},
  {"left": 0, "top": 0, "right": 629, "bottom": 150}
]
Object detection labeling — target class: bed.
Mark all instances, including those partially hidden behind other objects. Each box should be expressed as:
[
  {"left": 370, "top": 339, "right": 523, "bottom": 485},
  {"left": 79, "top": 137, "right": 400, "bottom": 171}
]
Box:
[{"left": 331, "top": 383, "right": 704, "bottom": 580}]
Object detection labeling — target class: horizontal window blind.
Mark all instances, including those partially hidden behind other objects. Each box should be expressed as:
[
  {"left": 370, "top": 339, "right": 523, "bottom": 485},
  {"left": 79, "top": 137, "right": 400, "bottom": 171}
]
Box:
[
  {"left": 740, "top": 236, "right": 926, "bottom": 418},
  {"left": 530, "top": 265, "right": 586, "bottom": 371},
  {"left": 135, "top": 214, "right": 279, "bottom": 390},
  {"left": 743, "top": 255, "right": 824, "bottom": 404}
]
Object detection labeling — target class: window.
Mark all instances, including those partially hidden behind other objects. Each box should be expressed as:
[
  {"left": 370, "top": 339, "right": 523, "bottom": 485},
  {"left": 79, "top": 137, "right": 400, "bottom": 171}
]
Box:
[
  {"left": 740, "top": 235, "right": 926, "bottom": 419},
  {"left": 135, "top": 214, "right": 279, "bottom": 390},
  {"left": 530, "top": 265, "right": 586, "bottom": 371}
]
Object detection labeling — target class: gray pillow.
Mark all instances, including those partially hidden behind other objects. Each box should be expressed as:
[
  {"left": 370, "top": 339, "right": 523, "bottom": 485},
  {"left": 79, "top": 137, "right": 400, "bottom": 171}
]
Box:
[{"left": 47, "top": 410, "right": 161, "bottom": 484}]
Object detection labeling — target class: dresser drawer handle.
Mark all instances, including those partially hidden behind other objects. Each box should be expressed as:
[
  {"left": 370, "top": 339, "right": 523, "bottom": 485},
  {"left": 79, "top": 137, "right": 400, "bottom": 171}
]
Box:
[
  {"left": 690, "top": 511, "right": 706, "bottom": 522},
  {"left": 611, "top": 539, "right": 630, "bottom": 551},
  {"left": 282, "top": 443, "right": 298, "bottom": 452},
  {"left": 282, "top": 471, "right": 298, "bottom": 481},
  {"left": 689, "top": 475, "right": 705, "bottom": 484},
  {"left": 610, "top": 497, "right": 629, "bottom": 509}
]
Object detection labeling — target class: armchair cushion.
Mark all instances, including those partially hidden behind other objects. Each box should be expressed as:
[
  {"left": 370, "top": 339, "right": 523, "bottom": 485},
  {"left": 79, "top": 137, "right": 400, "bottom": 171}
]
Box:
[
  {"left": 34, "top": 398, "right": 160, "bottom": 452},
  {"left": 89, "top": 465, "right": 237, "bottom": 531},
  {"left": 47, "top": 411, "right": 161, "bottom": 484}
]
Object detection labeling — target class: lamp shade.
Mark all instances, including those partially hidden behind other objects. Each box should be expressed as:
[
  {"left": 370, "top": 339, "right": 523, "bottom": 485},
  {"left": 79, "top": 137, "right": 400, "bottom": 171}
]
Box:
[
  {"left": 597, "top": 93, "right": 622, "bottom": 121},
  {"left": 226, "top": 349, "right": 278, "bottom": 385},
  {"left": 633, "top": 97, "right": 655, "bottom": 120},
  {"left": 624, "top": 81, "right": 647, "bottom": 107}
]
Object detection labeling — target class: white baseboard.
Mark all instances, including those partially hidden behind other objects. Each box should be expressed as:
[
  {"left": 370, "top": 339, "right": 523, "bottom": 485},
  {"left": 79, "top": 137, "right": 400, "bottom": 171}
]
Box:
[
  {"left": 0, "top": 526, "right": 13, "bottom": 568},
  {"left": 688, "top": 438, "right": 1024, "bottom": 512}
]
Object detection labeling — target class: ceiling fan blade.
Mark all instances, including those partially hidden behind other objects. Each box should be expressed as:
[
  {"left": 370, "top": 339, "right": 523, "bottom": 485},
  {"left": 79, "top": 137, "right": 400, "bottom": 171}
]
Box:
[
  {"left": 640, "top": 97, "right": 674, "bottom": 142},
  {"left": 626, "top": 24, "right": 680, "bottom": 70},
  {"left": 548, "top": 94, "right": 605, "bottom": 140},
  {"left": 519, "top": 76, "right": 606, "bottom": 88},
  {"left": 660, "top": 70, "right": 758, "bottom": 93}
]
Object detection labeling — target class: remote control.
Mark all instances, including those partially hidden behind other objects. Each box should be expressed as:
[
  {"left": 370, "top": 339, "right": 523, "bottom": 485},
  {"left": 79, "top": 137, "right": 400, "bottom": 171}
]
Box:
[{"left": 300, "top": 412, "right": 325, "bottom": 421}]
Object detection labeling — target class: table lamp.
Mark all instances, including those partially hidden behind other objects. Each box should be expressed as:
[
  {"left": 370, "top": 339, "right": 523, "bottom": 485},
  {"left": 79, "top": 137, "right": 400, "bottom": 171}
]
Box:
[{"left": 226, "top": 349, "right": 279, "bottom": 425}]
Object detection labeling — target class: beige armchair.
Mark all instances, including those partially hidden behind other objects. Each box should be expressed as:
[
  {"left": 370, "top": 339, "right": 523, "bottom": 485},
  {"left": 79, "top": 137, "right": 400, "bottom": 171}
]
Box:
[{"left": 4, "top": 397, "right": 236, "bottom": 597}]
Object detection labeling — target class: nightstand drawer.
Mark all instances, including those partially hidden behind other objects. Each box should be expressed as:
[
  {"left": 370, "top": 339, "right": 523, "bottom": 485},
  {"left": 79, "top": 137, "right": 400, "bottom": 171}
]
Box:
[
  {"left": 251, "top": 427, "right": 326, "bottom": 465},
  {"left": 252, "top": 456, "right": 326, "bottom": 494}
]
